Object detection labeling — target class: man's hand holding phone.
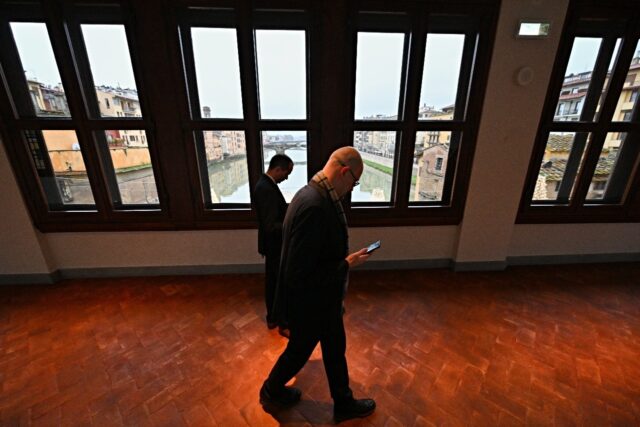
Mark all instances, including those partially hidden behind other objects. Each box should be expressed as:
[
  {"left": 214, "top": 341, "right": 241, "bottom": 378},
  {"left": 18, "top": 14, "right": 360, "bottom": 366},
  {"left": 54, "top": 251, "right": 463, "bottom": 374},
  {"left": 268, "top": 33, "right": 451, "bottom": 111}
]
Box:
[
  {"left": 346, "top": 240, "right": 381, "bottom": 268},
  {"left": 366, "top": 240, "right": 381, "bottom": 254}
]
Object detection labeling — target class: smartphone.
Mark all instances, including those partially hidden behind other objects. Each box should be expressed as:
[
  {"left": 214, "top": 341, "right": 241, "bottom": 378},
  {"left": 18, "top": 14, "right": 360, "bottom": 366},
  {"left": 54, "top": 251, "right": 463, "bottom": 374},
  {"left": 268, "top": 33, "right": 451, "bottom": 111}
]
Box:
[{"left": 366, "top": 240, "right": 381, "bottom": 254}]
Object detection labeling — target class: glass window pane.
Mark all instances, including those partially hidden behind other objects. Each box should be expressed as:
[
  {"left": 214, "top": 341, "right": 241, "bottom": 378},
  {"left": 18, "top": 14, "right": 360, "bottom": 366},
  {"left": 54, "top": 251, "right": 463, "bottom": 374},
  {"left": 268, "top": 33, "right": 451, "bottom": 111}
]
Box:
[
  {"left": 255, "top": 30, "right": 306, "bottom": 120},
  {"left": 613, "top": 40, "right": 640, "bottom": 122},
  {"left": 202, "top": 131, "right": 250, "bottom": 204},
  {"left": 554, "top": 38, "right": 602, "bottom": 122},
  {"left": 262, "top": 131, "right": 307, "bottom": 203},
  {"left": 418, "top": 34, "right": 465, "bottom": 121},
  {"left": 354, "top": 32, "right": 405, "bottom": 120},
  {"left": 81, "top": 24, "right": 141, "bottom": 118},
  {"left": 10, "top": 23, "right": 70, "bottom": 117},
  {"left": 532, "top": 132, "right": 591, "bottom": 202},
  {"left": 352, "top": 131, "right": 396, "bottom": 202},
  {"left": 411, "top": 131, "right": 452, "bottom": 202},
  {"left": 101, "top": 130, "right": 158, "bottom": 205},
  {"left": 24, "top": 130, "right": 95, "bottom": 207},
  {"left": 191, "top": 28, "right": 243, "bottom": 119},
  {"left": 595, "top": 38, "right": 622, "bottom": 120},
  {"left": 586, "top": 132, "right": 634, "bottom": 203}
]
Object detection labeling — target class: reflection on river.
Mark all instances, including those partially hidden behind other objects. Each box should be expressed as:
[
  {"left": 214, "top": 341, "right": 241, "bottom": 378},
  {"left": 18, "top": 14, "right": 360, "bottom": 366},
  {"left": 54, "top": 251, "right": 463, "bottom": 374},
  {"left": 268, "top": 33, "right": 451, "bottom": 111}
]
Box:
[
  {"left": 207, "top": 149, "right": 397, "bottom": 204},
  {"left": 352, "top": 166, "right": 392, "bottom": 202},
  {"left": 208, "top": 155, "right": 251, "bottom": 203}
]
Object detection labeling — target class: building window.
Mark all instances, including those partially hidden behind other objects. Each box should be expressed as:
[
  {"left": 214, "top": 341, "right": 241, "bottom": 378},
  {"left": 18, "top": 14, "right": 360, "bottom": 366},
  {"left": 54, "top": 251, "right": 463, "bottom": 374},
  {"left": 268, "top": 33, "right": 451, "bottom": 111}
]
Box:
[{"left": 520, "top": 3, "right": 640, "bottom": 223}]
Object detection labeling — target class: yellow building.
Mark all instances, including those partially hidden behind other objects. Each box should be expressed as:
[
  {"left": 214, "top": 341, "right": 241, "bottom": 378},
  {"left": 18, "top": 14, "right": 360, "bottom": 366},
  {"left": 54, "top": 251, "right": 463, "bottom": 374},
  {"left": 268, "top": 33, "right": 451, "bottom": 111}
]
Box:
[
  {"left": 95, "top": 86, "right": 147, "bottom": 148},
  {"left": 26, "top": 79, "right": 69, "bottom": 116}
]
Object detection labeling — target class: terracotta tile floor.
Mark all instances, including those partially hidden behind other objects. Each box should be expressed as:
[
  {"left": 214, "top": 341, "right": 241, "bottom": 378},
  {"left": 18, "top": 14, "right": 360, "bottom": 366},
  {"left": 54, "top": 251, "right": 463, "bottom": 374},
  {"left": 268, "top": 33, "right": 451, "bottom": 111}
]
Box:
[{"left": 1, "top": 263, "right": 640, "bottom": 426}]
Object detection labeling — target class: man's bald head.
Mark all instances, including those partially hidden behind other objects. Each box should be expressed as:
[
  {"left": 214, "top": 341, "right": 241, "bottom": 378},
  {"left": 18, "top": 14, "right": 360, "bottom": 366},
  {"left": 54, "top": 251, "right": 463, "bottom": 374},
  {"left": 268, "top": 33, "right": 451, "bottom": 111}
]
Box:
[
  {"left": 330, "top": 147, "right": 363, "bottom": 175},
  {"left": 322, "top": 146, "right": 364, "bottom": 198}
]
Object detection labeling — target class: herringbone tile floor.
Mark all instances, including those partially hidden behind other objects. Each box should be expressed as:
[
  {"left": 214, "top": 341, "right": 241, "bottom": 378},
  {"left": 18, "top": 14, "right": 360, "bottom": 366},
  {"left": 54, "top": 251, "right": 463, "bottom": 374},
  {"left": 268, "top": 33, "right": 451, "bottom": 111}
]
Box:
[{"left": 1, "top": 263, "right": 639, "bottom": 426}]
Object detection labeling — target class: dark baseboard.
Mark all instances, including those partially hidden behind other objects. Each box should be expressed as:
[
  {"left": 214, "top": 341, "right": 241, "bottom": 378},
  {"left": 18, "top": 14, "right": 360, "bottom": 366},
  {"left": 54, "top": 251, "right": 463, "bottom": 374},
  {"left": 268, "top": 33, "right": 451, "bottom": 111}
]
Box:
[
  {"left": 58, "top": 264, "right": 264, "bottom": 279},
  {"left": 507, "top": 252, "right": 640, "bottom": 266},
  {"left": 453, "top": 260, "right": 509, "bottom": 272},
  {"left": 1, "top": 253, "right": 638, "bottom": 285},
  {"left": 0, "top": 264, "right": 262, "bottom": 285},
  {"left": 0, "top": 270, "right": 60, "bottom": 285},
  {"left": 361, "top": 258, "right": 451, "bottom": 270}
]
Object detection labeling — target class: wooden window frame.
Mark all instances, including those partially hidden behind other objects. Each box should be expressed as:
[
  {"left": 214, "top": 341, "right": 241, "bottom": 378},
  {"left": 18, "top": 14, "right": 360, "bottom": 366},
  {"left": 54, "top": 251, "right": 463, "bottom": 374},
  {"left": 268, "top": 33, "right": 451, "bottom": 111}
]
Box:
[
  {"left": 0, "top": 1, "right": 172, "bottom": 231},
  {"left": 344, "top": 0, "right": 499, "bottom": 226},
  {"left": 0, "top": 0, "right": 499, "bottom": 232},
  {"left": 518, "top": 1, "right": 640, "bottom": 224},
  {"left": 175, "top": 3, "right": 318, "bottom": 225}
]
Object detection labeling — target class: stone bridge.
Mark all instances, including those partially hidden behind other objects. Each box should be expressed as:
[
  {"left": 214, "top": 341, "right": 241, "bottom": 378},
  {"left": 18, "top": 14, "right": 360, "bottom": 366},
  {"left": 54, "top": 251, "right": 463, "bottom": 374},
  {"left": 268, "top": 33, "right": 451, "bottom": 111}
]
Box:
[{"left": 263, "top": 140, "right": 307, "bottom": 155}]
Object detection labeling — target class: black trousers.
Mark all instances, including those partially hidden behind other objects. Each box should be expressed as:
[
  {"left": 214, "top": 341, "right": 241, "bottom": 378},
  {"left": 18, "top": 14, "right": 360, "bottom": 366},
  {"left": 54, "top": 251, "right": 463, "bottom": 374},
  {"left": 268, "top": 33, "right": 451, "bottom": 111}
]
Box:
[
  {"left": 265, "top": 299, "right": 352, "bottom": 403},
  {"left": 264, "top": 252, "right": 280, "bottom": 325}
]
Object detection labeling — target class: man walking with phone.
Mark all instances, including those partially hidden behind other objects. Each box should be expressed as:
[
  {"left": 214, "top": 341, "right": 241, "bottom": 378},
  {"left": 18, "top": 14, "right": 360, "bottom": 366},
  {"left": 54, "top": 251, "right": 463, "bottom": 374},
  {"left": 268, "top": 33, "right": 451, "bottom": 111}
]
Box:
[{"left": 260, "top": 147, "right": 376, "bottom": 423}]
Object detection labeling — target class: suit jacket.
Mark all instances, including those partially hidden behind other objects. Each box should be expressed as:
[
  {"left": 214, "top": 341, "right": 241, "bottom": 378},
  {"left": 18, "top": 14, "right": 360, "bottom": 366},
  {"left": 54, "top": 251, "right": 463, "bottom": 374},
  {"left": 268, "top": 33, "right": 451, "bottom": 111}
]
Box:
[
  {"left": 276, "top": 181, "right": 349, "bottom": 323},
  {"left": 253, "top": 174, "right": 287, "bottom": 256}
]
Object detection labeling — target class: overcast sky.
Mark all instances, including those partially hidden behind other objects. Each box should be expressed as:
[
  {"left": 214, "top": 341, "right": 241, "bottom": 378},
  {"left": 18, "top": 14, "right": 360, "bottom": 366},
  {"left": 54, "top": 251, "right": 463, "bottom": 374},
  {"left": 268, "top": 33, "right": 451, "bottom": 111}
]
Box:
[
  {"left": 81, "top": 24, "right": 138, "bottom": 89},
  {"left": 354, "top": 32, "right": 466, "bottom": 118},
  {"left": 12, "top": 22, "right": 631, "bottom": 120}
]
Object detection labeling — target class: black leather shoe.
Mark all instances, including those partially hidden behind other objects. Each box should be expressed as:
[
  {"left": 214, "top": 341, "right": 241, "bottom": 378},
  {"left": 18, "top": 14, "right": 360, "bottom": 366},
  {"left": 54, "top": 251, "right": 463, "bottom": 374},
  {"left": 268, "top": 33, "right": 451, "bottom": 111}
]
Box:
[
  {"left": 267, "top": 317, "right": 277, "bottom": 329},
  {"left": 278, "top": 326, "right": 290, "bottom": 338},
  {"left": 259, "top": 382, "right": 302, "bottom": 408},
  {"left": 334, "top": 398, "right": 376, "bottom": 423}
]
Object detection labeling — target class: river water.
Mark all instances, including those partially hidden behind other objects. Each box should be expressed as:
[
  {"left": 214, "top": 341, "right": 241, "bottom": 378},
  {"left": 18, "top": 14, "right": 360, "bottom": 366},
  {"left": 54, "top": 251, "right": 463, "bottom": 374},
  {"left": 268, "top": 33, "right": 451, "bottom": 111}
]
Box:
[
  {"left": 60, "top": 150, "right": 399, "bottom": 207},
  {"left": 208, "top": 148, "right": 396, "bottom": 203}
]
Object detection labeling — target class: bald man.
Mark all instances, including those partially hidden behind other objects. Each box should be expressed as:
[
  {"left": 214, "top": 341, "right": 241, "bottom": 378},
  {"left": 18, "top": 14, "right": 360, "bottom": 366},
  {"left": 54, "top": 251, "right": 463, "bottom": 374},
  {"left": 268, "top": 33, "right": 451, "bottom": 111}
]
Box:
[{"left": 260, "top": 147, "right": 376, "bottom": 423}]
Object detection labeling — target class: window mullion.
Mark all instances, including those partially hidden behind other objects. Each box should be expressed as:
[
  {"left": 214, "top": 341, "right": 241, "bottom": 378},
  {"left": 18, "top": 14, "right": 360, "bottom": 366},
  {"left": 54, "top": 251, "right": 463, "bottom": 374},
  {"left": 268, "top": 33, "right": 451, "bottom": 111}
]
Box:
[
  {"left": 570, "top": 130, "right": 607, "bottom": 208},
  {"left": 602, "top": 17, "right": 640, "bottom": 205},
  {"left": 179, "top": 20, "right": 214, "bottom": 207},
  {"left": 0, "top": 18, "right": 35, "bottom": 118},
  {"left": 236, "top": 0, "right": 261, "bottom": 199},
  {"left": 308, "top": 3, "right": 323, "bottom": 175},
  {"left": 604, "top": 132, "right": 640, "bottom": 201},
  {"left": 556, "top": 131, "right": 591, "bottom": 204},
  {"left": 43, "top": 1, "right": 111, "bottom": 216},
  {"left": 453, "top": 30, "right": 477, "bottom": 121},
  {"left": 579, "top": 37, "right": 617, "bottom": 121},
  {"left": 598, "top": 37, "right": 640, "bottom": 124},
  {"left": 395, "top": 8, "right": 425, "bottom": 210},
  {"left": 64, "top": 8, "right": 126, "bottom": 211},
  {"left": 179, "top": 23, "right": 202, "bottom": 120},
  {"left": 439, "top": 130, "right": 462, "bottom": 204},
  {"left": 576, "top": 24, "right": 640, "bottom": 207}
]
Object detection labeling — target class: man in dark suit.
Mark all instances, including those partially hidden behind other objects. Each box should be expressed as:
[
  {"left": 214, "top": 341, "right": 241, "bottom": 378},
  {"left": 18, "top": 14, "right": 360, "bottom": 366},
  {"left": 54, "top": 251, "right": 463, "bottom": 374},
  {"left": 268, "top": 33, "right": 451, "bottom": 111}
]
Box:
[
  {"left": 253, "top": 154, "right": 293, "bottom": 336},
  {"left": 259, "top": 147, "right": 376, "bottom": 423}
]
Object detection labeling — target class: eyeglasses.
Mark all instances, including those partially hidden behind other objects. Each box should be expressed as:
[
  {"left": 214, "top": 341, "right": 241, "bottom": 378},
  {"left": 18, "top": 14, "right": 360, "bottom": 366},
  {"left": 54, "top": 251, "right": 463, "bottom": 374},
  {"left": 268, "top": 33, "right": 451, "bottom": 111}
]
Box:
[
  {"left": 346, "top": 168, "right": 360, "bottom": 187},
  {"left": 338, "top": 160, "right": 360, "bottom": 187}
]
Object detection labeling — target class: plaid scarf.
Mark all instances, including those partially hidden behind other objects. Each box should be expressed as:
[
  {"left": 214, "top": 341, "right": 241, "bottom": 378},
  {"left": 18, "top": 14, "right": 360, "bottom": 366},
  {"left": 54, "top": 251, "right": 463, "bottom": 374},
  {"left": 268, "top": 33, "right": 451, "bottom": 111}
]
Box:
[
  {"left": 311, "top": 171, "right": 347, "bottom": 229},
  {"left": 312, "top": 170, "right": 350, "bottom": 302}
]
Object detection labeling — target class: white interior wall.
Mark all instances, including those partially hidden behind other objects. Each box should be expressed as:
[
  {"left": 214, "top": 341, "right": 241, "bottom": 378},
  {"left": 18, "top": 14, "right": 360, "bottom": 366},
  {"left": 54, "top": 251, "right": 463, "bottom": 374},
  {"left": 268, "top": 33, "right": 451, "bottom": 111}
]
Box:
[
  {"left": 0, "top": 137, "right": 51, "bottom": 274},
  {"left": 1, "top": 0, "right": 639, "bottom": 277},
  {"left": 509, "top": 223, "right": 640, "bottom": 257},
  {"left": 455, "top": 0, "right": 570, "bottom": 263}
]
